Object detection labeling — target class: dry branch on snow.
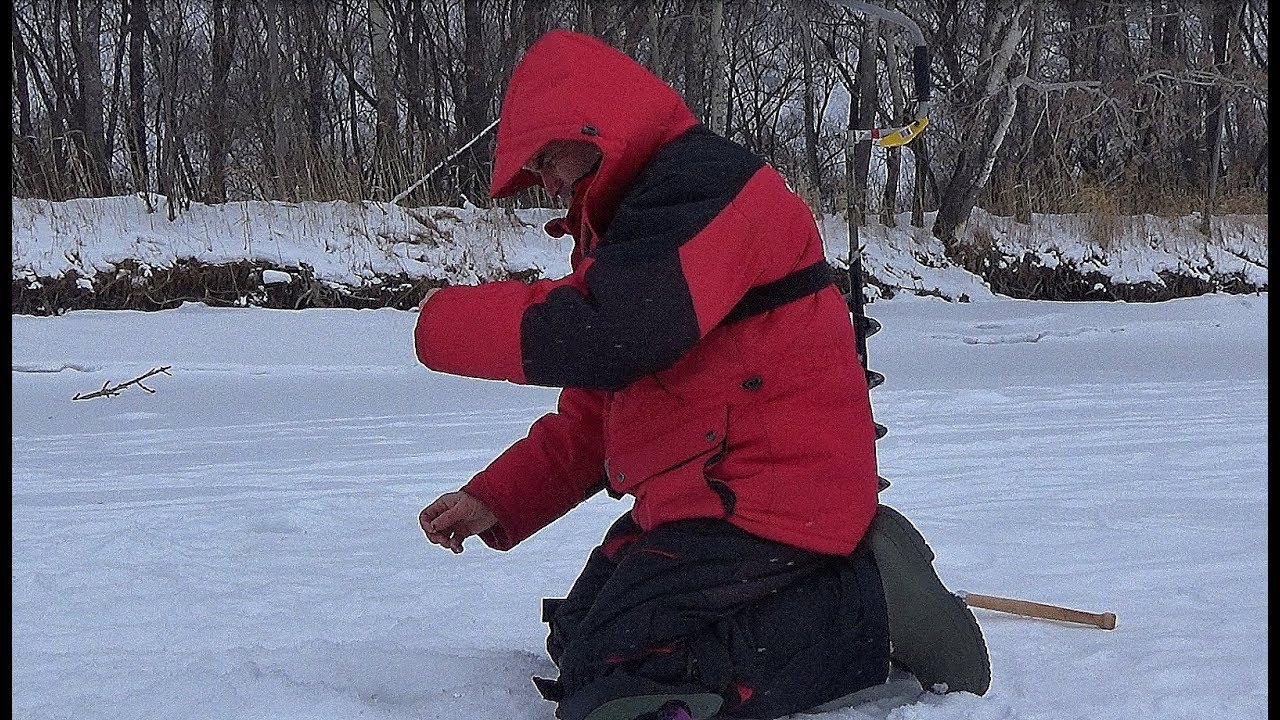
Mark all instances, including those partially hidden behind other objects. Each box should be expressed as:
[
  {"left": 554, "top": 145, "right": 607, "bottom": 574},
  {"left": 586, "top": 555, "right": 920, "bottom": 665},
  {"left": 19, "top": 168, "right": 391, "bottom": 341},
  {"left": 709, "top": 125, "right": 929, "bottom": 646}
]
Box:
[{"left": 72, "top": 366, "right": 172, "bottom": 401}]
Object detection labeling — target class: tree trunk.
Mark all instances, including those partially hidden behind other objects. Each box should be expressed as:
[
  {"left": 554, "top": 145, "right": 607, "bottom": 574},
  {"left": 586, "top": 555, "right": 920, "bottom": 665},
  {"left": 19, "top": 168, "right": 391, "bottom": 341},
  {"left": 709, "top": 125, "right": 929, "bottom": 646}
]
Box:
[
  {"left": 798, "top": 8, "right": 822, "bottom": 206},
  {"left": 850, "top": 15, "right": 879, "bottom": 225},
  {"left": 459, "top": 0, "right": 490, "bottom": 200},
  {"left": 12, "top": 11, "right": 51, "bottom": 197},
  {"left": 1012, "top": 1, "right": 1044, "bottom": 222},
  {"left": 399, "top": 4, "right": 429, "bottom": 160},
  {"left": 932, "top": 0, "right": 1029, "bottom": 247},
  {"left": 880, "top": 17, "right": 907, "bottom": 227},
  {"left": 426, "top": 18, "right": 445, "bottom": 158},
  {"left": 71, "top": 0, "right": 112, "bottom": 195},
  {"left": 157, "top": 13, "right": 183, "bottom": 218},
  {"left": 126, "top": 0, "right": 149, "bottom": 198},
  {"left": 707, "top": 0, "right": 727, "bottom": 135},
  {"left": 204, "top": 0, "right": 239, "bottom": 203},
  {"left": 910, "top": 136, "right": 933, "bottom": 228},
  {"left": 300, "top": 3, "right": 325, "bottom": 182},
  {"left": 261, "top": 0, "right": 292, "bottom": 198},
  {"left": 369, "top": 0, "right": 398, "bottom": 199},
  {"left": 102, "top": 0, "right": 128, "bottom": 177},
  {"left": 1200, "top": 0, "right": 1243, "bottom": 236},
  {"left": 682, "top": 3, "right": 705, "bottom": 120}
]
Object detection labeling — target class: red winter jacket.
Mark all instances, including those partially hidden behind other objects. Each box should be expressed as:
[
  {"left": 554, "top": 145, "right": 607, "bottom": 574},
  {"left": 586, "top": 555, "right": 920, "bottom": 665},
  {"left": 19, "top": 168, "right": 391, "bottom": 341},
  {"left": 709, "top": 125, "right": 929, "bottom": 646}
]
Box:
[{"left": 415, "top": 30, "right": 880, "bottom": 556}]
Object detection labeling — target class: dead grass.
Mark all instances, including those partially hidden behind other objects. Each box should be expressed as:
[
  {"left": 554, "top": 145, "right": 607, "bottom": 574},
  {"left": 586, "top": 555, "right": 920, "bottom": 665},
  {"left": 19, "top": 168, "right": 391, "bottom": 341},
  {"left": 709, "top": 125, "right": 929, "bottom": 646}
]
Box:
[{"left": 11, "top": 258, "right": 550, "bottom": 317}]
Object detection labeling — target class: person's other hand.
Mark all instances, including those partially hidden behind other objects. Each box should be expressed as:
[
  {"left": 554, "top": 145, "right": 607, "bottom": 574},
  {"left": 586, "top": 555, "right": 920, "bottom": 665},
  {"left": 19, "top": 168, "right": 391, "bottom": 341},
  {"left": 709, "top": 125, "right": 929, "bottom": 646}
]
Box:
[
  {"left": 418, "top": 288, "right": 440, "bottom": 312},
  {"left": 419, "top": 491, "right": 497, "bottom": 554}
]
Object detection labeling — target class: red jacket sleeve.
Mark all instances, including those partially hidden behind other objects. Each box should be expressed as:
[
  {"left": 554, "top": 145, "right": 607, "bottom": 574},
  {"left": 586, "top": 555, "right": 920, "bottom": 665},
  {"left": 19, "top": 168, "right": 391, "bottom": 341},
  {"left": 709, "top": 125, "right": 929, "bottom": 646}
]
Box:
[
  {"left": 414, "top": 134, "right": 816, "bottom": 392},
  {"left": 460, "top": 387, "right": 607, "bottom": 550},
  {"left": 415, "top": 274, "right": 585, "bottom": 385}
]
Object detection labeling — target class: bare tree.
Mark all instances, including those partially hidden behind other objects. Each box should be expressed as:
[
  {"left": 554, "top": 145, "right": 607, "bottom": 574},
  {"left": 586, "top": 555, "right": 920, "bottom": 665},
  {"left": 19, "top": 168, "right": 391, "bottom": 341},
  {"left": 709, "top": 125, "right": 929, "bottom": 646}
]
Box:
[
  {"left": 1201, "top": 0, "right": 1247, "bottom": 235},
  {"left": 6, "top": 0, "right": 1267, "bottom": 222},
  {"left": 69, "top": 0, "right": 112, "bottom": 194},
  {"left": 933, "top": 0, "right": 1031, "bottom": 246},
  {"left": 203, "top": 0, "right": 239, "bottom": 203},
  {"left": 12, "top": 9, "right": 54, "bottom": 197},
  {"left": 797, "top": 2, "right": 824, "bottom": 205},
  {"left": 878, "top": 5, "right": 908, "bottom": 227},
  {"left": 849, "top": 11, "right": 879, "bottom": 226},
  {"left": 459, "top": 0, "right": 491, "bottom": 201},
  {"left": 707, "top": 0, "right": 728, "bottom": 135},
  {"left": 123, "top": 0, "right": 149, "bottom": 199},
  {"left": 368, "top": 0, "right": 398, "bottom": 199}
]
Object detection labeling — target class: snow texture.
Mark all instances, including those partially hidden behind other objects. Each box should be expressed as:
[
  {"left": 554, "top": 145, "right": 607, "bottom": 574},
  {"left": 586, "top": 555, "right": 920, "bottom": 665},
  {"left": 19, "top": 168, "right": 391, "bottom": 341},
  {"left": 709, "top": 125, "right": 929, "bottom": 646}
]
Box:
[
  {"left": 12, "top": 196, "right": 1267, "bottom": 301},
  {"left": 10, "top": 197, "right": 1269, "bottom": 720}
]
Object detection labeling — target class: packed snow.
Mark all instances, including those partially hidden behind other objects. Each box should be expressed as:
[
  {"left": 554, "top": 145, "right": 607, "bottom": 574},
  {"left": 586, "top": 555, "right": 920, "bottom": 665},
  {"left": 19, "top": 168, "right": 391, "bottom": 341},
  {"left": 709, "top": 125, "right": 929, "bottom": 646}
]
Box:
[{"left": 11, "top": 198, "right": 1269, "bottom": 720}]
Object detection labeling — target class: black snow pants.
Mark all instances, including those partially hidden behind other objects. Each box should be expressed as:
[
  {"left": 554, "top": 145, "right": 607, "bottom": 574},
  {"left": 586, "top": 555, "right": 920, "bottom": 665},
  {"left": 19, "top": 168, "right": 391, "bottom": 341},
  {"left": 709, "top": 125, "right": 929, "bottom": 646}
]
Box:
[{"left": 534, "top": 512, "right": 891, "bottom": 720}]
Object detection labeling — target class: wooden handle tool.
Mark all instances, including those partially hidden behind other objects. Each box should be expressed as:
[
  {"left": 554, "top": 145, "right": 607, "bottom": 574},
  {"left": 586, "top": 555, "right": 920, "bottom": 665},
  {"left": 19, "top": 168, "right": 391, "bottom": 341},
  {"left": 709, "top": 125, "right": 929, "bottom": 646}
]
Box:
[{"left": 959, "top": 591, "right": 1117, "bottom": 630}]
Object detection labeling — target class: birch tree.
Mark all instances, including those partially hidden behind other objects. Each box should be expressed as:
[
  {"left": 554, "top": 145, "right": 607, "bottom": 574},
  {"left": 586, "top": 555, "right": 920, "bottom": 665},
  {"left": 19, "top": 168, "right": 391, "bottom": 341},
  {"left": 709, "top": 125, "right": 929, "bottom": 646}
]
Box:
[
  {"left": 707, "top": 0, "right": 728, "bottom": 135},
  {"left": 932, "top": 0, "right": 1031, "bottom": 246},
  {"left": 368, "top": 0, "right": 398, "bottom": 199}
]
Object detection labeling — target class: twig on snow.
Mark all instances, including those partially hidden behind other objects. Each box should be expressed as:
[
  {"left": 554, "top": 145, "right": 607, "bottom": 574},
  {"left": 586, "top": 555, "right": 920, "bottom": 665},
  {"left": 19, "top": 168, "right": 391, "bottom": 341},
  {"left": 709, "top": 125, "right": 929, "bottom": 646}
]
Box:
[{"left": 72, "top": 366, "right": 173, "bottom": 401}]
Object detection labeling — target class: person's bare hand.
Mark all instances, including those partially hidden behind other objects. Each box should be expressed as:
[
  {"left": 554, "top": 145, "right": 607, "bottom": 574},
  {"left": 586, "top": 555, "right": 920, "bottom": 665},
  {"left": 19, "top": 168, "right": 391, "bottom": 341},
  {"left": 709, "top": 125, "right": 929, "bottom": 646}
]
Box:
[{"left": 419, "top": 491, "right": 497, "bottom": 554}]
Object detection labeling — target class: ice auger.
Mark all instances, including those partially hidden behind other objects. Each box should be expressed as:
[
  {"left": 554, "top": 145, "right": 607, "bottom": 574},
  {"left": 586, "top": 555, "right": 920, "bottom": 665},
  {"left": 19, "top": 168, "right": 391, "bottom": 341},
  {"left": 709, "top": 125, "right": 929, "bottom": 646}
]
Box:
[
  {"left": 825, "top": 0, "right": 933, "bottom": 489},
  {"left": 823, "top": 2, "right": 1119, "bottom": 642}
]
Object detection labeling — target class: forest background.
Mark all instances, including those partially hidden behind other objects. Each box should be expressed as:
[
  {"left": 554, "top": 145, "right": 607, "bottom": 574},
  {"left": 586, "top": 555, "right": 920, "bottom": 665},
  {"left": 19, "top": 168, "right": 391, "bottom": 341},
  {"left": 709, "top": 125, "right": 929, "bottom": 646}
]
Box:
[{"left": 10, "top": 0, "right": 1270, "bottom": 313}]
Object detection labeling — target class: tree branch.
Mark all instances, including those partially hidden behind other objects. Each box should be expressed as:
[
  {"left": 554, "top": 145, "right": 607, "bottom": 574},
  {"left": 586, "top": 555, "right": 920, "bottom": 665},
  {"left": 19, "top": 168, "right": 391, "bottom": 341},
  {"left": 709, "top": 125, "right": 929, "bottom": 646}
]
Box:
[
  {"left": 1011, "top": 75, "right": 1104, "bottom": 93},
  {"left": 72, "top": 366, "right": 172, "bottom": 400}
]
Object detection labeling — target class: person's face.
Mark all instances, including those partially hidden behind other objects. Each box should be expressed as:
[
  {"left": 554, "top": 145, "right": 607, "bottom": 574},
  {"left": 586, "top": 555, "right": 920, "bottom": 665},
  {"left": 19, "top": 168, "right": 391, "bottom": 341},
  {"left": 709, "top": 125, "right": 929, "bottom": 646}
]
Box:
[{"left": 524, "top": 140, "right": 602, "bottom": 201}]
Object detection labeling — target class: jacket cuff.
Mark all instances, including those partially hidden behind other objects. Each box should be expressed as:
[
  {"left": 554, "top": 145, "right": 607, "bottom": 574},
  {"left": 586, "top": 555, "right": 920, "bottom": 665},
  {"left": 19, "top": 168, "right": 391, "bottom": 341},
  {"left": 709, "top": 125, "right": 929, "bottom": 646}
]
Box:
[
  {"left": 462, "top": 474, "right": 524, "bottom": 551},
  {"left": 415, "top": 283, "right": 530, "bottom": 383}
]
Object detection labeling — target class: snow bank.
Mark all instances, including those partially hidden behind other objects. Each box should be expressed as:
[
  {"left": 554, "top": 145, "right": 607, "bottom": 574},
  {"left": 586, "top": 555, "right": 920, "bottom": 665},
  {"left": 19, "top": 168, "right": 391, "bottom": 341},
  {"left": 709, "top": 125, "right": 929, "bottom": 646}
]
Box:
[{"left": 10, "top": 196, "right": 1268, "bottom": 309}]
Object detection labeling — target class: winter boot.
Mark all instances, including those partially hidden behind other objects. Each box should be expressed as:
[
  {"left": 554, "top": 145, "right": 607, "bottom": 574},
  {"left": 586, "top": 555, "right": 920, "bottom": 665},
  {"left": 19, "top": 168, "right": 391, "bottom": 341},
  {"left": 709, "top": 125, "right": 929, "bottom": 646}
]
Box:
[
  {"left": 799, "top": 665, "right": 926, "bottom": 714},
  {"left": 583, "top": 694, "right": 722, "bottom": 720},
  {"left": 635, "top": 700, "right": 695, "bottom": 720},
  {"left": 867, "top": 504, "right": 991, "bottom": 696}
]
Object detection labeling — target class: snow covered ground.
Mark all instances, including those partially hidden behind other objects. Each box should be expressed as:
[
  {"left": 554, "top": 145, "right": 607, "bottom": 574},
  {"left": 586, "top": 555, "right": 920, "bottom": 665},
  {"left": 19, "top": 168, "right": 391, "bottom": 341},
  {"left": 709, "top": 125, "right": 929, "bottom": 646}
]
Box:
[
  {"left": 11, "top": 196, "right": 1268, "bottom": 305},
  {"left": 12, "top": 289, "right": 1267, "bottom": 720}
]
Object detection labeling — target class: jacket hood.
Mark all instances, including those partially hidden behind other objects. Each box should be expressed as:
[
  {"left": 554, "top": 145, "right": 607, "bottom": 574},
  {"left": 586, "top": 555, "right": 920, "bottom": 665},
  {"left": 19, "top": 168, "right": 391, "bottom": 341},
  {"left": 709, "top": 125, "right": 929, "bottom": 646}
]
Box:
[{"left": 489, "top": 30, "right": 698, "bottom": 226}]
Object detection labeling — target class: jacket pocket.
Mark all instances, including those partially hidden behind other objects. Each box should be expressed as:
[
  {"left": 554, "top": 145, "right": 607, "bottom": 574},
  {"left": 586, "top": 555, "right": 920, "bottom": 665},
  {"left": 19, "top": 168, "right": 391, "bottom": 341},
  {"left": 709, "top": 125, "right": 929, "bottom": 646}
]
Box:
[{"left": 605, "top": 404, "right": 729, "bottom": 497}]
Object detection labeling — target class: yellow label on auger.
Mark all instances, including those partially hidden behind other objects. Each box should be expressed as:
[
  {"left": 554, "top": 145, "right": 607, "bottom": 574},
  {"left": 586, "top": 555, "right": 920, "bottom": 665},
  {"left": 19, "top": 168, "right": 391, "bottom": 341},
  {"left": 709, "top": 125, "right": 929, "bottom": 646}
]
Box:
[{"left": 875, "top": 118, "right": 929, "bottom": 148}]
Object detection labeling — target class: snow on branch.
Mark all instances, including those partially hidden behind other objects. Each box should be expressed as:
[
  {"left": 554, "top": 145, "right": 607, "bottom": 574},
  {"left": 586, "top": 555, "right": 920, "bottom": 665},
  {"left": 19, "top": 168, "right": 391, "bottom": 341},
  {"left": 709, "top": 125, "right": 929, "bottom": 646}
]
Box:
[{"left": 72, "top": 366, "right": 173, "bottom": 401}]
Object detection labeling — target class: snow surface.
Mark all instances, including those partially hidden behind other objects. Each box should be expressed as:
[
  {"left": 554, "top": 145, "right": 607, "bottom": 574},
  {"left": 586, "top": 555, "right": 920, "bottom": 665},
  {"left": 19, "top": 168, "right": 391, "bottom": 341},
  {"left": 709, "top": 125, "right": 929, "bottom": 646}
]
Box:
[{"left": 10, "top": 197, "right": 1269, "bottom": 719}]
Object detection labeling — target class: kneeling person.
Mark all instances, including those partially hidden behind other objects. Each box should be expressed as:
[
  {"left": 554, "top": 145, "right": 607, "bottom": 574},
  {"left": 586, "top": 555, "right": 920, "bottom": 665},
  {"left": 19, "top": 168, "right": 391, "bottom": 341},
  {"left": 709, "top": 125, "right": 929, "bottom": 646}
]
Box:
[{"left": 416, "top": 29, "right": 892, "bottom": 720}]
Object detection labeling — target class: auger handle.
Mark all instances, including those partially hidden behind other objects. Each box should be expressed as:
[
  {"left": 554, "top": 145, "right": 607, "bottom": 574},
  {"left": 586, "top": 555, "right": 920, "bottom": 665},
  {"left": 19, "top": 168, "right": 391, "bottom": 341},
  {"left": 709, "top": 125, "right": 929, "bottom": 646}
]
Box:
[
  {"left": 912, "top": 45, "right": 932, "bottom": 103},
  {"left": 960, "top": 592, "right": 1117, "bottom": 630}
]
